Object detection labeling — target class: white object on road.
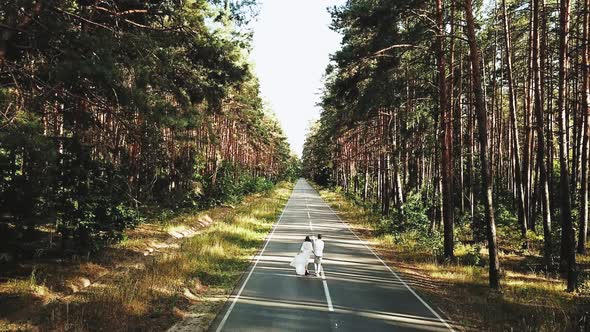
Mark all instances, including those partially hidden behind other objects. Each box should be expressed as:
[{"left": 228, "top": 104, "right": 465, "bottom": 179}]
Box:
[{"left": 290, "top": 241, "right": 313, "bottom": 275}]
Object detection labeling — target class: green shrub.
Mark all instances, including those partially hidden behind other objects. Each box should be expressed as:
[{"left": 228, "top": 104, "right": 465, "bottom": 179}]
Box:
[
  {"left": 578, "top": 270, "right": 590, "bottom": 297},
  {"left": 242, "top": 176, "right": 274, "bottom": 194},
  {"left": 199, "top": 162, "right": 277, "bottom": 208},
  {"left": 462, "top": 244, "right": 482, "bottom": 266},
  {"left": 60, "top": 197, "right": 143, "bottom": 251},
  {"left": 378, "top": 192, "right": 430, "bottom": 235},
  {"left": 375, "top": 192, "right": 445, "bottom": 257}
]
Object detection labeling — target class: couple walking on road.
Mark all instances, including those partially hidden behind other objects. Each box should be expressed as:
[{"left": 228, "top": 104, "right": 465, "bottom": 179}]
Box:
[{"left": 290, "top": 234, "right": 324, "bottom": 277}]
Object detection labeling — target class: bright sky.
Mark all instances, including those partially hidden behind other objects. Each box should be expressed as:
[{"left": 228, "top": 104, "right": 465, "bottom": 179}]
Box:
[{"left": 250, "top": 0, "right": 346, "bottom": 157}]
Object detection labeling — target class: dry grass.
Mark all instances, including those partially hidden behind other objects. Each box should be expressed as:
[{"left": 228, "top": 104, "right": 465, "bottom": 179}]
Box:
[
  {"left": 315, "top": 186, "right": 590, "bottom": 332},
  {"left": 0, "top": 183, "right": 292, "bottom": 332}
]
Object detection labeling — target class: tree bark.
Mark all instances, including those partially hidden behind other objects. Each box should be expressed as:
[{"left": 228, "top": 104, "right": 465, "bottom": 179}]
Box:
[
  {"left": 436, "top": 0, "right": 454, "bottom": 260},
  {"left": 502, "top": 0, "right": 528, "bottom": 247},
  {"left": 578, "top": 0, "right": 590, "bottom": 254},
  {"left": 557, "top": 0, "right": 577, "bottom": 292},
  {"left": 532, "top": 0, "right": 553, "bottom": 265},
  {"left": 465, "top": 0, "right": 501, "bottom": 289}
]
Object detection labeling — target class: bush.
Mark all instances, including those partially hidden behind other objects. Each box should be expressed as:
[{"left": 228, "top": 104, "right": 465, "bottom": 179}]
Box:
[
  {"left": 378, "top": 192, "right": 430, "bottom": 235},
  {"left": 200, "top": 162, "right": 277, "bottom": 207},
  {"left": 578, "top": 270, "right": 590, "bottom": 297},
  {"left": 242, "top": 176, "right": 274, "bottom": 194},
  {"left": 462, "top": 244, "right": 483, "bottom": 266},
  {"left": 375, "top": 192, "right": 445, "bottom": 257},
  {"left": 0, "top": 112, "right": 58, "bottom": 230},
  {"left": 59, "top": 196, "right": 143, "bottom": 252}
]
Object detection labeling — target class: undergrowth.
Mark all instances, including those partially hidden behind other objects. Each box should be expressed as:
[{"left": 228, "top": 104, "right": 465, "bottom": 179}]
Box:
[
  {"left": 315, "top": 184, "right": 589, "bottom": 332},
  {"left": 0, "top": 182, "right": 292, "bottom": 332}
]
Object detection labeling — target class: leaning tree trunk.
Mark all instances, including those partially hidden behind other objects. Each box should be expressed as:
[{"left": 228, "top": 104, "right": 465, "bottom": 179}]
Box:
[{"left": 465, "top": 0, "right": 501, "bottom": 290}]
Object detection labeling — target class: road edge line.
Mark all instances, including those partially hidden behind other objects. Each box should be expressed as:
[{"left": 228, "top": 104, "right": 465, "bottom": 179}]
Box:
[{"left": 213, "top": 187, "right": 293, "bottom": 332}]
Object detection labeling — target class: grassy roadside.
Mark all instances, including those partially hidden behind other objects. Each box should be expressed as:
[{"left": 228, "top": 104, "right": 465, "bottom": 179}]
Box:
[
  {"left": 0, "top": 182, "right": 293, "bottom": 332},
  {"left": 312, "top": 184, "right": 589, "bottom": 332}
]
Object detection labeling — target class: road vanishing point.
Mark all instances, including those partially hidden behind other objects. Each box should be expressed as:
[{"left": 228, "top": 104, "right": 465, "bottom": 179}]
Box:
[{"left": 209, "top": 179, "right": 455, "bottom": 332}]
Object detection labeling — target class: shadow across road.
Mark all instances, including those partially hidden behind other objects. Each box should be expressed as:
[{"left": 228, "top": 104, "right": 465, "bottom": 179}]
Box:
[{"left": 209, "top": 179, "right": 457, "bottom": 332}]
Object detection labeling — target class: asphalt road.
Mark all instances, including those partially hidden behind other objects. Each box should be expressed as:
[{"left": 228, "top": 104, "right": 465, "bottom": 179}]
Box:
[{"left": 209, "top": 179, "right": 454, "bottom": 332}]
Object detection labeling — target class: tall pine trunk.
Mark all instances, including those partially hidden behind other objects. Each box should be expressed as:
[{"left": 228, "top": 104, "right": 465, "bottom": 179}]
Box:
[
  {"left": 437, "top": 0, "right": 454, "bottom": 260},
  {"left": 465, "top": 0, "right": 501, "bottom": 289},
  {"left": 557, "top": 0, "right": 577, "bottom": 292},
  {"left": 578, "top": 0, "right": 590, "bottom": 254},
  {"left": 502, "top": 0, "right": 528, "bottom": 247},
  {"left": 532, "top": 0, "right": 553, "bottom": 265}
]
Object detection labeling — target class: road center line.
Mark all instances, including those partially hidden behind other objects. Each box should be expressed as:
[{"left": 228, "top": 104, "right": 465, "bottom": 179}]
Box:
[
  {"left": 308, "top": 201, "right": 332, "bottom": 312},
  {"left": 321, "top": 270, "right": 334, "bottom": 312},
  {"left": 314, "top": 187, "right": 455, "bottom": 331}
]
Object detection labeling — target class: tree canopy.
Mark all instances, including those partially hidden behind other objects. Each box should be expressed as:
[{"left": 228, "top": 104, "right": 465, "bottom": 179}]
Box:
[
  {"left": 0, "top": 0, "right": 297, "bottom": 250},
  {"left": 303, "top": 0, "right": 588, "bottom": 292}
]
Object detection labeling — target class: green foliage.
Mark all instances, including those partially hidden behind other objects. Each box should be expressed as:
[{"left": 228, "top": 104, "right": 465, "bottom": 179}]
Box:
[
  {"left": 460, "top": 244, "right": 483, "bottom": 266},
  {"left": 242, "top": 176, "right": 275, "bottom": 195},
  {"left": 0, "top": 0, "right": 292, "bottom": 253},
  {"left": 302, "top": 0, "right": 437, "bottom": 185},
  {"left": 193, "top": 162, "right": 277, "bottom": 208},
  {"left": 373, "top": 192, "right": 445, "bottom": 257},
  {"left": 60, "top": 201, "right": 142, "bottom": 251},
  {"left": 577, "top": 270, "right": 590, "bottom": 297},
  {"left": 377, "top": 192, "right": 430, "bottom": 235},
  {"left": 0, "top": 112, "right": 57, "bottom": 227},
  {"left": 280, "top": 154, "right": 302, "bottom": 182},
  {"left": 302, "top": 121, "right": 333, "bottom": 185}
]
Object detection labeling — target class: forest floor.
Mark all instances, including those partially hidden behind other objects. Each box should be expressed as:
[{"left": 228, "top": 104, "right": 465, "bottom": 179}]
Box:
[
  {"left": 0, "top": 182, "right": 292, "bottom": 332},
  {"left": 314, "top": 185, "right": 590, "bottom": 332}
]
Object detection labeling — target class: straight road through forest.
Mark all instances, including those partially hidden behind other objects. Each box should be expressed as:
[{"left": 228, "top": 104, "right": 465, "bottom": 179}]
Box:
[{"left": 209, "top": 179, "right": 454, "bottom": 332}]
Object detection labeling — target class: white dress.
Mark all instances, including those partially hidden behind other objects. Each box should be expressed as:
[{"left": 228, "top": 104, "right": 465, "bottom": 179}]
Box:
[{"left": 290, "top": 241, "right": 313, "bottom": 275}]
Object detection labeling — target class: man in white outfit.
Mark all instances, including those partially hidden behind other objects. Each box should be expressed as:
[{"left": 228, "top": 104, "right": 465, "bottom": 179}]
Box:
[{"left": 313, "top": 234, "right": 324, "bottom": 277}]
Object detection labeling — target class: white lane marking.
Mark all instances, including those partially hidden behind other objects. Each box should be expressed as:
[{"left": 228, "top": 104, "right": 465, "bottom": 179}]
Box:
[
  {"left": 215, "top": 188, "right": 294, "bottom": 332},
  {"left": 307, "top": 202, "right": 312, "bottom": 230},
  {"left": 309, "top": 207, "right": 333, "bottom": 312},
  {"left": 321, "top": 268, "right": 334, "bottom": 312},
  {"left": 306, "top": 181, "right": 455, "bottom": 332}
]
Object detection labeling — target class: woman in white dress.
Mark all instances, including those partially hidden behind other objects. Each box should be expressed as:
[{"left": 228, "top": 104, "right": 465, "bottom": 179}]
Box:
[{"left": 290, "top": 236, "right": 313, "bottom": 276}]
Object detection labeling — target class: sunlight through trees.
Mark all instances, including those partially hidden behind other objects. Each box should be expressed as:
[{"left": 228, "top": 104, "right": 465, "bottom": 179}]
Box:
[{"left": 303, "top": 0, "right": 588, "bottom": 292}]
